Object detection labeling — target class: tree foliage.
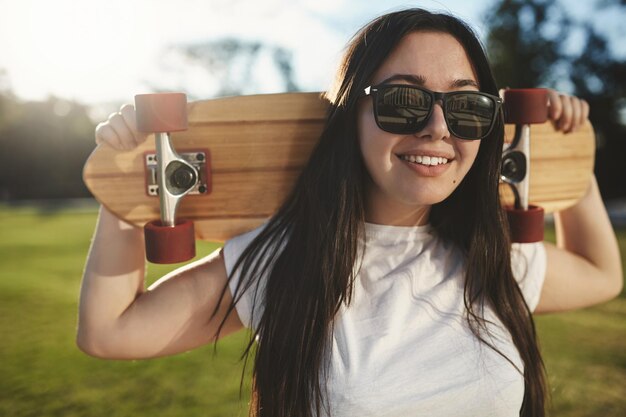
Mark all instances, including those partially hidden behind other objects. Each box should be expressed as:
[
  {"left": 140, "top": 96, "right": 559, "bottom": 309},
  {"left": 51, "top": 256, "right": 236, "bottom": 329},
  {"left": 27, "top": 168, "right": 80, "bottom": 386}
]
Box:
[
  {"left": 485, "top": 0, "right": 626, "bottom": 199},
  {"left": 0, "top": 94, "right": 95, "bottom": 200},
  {"left": 485, "top": 0, "right": 569, "bottom": 89},
  {"left": 163, "top": 38, "right": 299, "bottom": 98}
]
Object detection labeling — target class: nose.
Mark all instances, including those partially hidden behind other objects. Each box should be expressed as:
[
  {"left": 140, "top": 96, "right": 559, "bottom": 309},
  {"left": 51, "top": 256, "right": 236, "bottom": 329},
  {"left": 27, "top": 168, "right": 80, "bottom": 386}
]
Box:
[{"left": 416, "top": 102, "right": 450, "bottom": 140}]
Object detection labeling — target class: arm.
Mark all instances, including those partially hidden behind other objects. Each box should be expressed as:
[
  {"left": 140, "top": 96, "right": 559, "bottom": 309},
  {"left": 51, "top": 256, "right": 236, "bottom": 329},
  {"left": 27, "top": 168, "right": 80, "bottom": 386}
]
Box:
[
  {"left": 77, "top": 105, "right": 244, "bottom": 359},
  {"left": 534, "top": 91, "right": 623, "bottom": 313},
  {"left": 77, "top": 206, "right": 244, "bottom": 359},
  {"left": 536, "top": 176, "right": 623, "bottom": 313}
]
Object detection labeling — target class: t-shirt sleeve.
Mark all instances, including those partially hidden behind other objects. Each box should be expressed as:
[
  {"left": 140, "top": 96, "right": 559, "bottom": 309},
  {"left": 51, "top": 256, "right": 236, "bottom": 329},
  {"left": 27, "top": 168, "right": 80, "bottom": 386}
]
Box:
[
  {"left": 511, "top": 242, "right": 547, "bottom": 312},
  {"left": 222, "top": 224, "right": 268, "bottom": 330}
]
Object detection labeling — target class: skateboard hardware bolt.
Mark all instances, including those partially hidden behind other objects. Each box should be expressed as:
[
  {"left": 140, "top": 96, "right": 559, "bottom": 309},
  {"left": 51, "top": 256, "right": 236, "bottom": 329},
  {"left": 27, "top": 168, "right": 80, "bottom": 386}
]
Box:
[
  {"left": 172, "top": 165, "right": 196, "bottom": 190},
  {"left": 196, "top": 153, "right": 205, "bottom": 161},
  {"left": 501, "top": 151, "right": 526, "bottom": 184},
  {"left": 164, "top": 160, "right": 197, "bottom": 196},
  {"left": 198, "top": 185, "right": 207, "bottom": 194}
]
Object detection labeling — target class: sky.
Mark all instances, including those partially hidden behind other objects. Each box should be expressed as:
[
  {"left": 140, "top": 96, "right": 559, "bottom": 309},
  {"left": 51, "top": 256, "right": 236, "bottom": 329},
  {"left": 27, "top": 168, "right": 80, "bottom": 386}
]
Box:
[
  {"left": 0, "top": 0, "right": 623, "bottom": 109},
  {"left": 0, "top": 0, "right": 492, "bottom": 106}
]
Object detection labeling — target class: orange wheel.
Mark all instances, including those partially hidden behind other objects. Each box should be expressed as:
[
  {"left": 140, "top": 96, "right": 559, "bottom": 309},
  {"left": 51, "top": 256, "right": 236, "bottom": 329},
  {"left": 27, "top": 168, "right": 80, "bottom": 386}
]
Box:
[
  {"left": 135, "top": 93, "right": 188, "bottom": 133},
  {"left": 144, "top": 219, "right": 195, "bottom": 264},
  {"left": 506, "top": 205, "right": 544, "bottom": 243},
  {"left": 503, "top": 89, "right": 548, "bottom": 125}
]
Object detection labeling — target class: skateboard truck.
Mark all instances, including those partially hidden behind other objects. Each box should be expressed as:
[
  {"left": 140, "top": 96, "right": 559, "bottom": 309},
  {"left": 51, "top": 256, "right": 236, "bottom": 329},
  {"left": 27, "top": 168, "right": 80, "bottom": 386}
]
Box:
[
  {"left": 135, "top": 93, "right": 197, "bottom": 263},
  {"left": 502, "top": 89, "right": 548, "bottom": 243}
]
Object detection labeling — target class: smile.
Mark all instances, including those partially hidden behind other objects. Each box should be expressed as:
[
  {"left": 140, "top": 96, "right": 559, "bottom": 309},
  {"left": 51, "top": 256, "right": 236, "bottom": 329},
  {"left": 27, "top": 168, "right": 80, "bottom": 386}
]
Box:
[{"left": 398, "top": 154, "right": 450, "bottom": 166}]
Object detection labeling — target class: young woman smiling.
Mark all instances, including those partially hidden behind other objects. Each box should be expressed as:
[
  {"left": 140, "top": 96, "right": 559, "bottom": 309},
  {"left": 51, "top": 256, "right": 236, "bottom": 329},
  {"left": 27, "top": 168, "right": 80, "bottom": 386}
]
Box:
[{"left": 78, "top": 8, "right": 622, "bottom": 417}]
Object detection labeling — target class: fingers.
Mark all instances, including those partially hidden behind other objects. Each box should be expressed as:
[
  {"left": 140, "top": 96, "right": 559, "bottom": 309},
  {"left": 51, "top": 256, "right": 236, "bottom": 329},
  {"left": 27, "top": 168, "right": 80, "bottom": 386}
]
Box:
[
  {"left": 94, "top": 104, "right": 148, "bottom": 150},
  {"left": 120, "top": 104, "right": 149, "bottom": 146},
  {"left": 559, "top": 94, "right": 573, "bottom": 132},
  {"left": 547, "top": 89, "right": 589, "bottom": 134},
  {"left": 95, "top": 122, "right": 125, "bottom": 149},
  {"left": 580, "top": 98, "right": 590, "bottom": 122},
  {"left": 108, "top": 112, "right": 137, "bottom": 149},
  {"left": 547, "top": 89, "right": 563, "bottom": 124}
]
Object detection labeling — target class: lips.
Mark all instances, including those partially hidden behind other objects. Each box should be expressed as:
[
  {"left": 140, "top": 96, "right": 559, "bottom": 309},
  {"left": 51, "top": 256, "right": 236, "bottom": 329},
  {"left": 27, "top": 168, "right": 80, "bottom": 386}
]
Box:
[
  {"left": 395, "top": 151, "right": 455, "bottom": 167},
  {"left": 399, "top": 154, "right": 448, "bottom": 166}
]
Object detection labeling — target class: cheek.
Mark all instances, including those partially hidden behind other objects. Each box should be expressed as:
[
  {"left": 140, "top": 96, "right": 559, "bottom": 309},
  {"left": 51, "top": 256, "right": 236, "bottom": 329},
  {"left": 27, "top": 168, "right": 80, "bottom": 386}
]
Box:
[
  {"left": 357, "top": 102, "right": 386, "bottom": 167},
  {"left": 359, "top": 130, "right": 395, "bottom": 182},
  {"left": 457, "top": 141, "right": 481, "bottom": 171}
]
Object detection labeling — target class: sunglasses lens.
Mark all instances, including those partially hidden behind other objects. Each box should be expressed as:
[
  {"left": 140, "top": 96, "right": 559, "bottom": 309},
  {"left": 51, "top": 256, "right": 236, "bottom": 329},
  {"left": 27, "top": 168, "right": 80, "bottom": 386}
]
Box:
[
  {"left": 445, "top": 94, "right": 496, "bottom": 139},
  {"left": 375, "top": 86, "right": 432, "bottom": 133}
]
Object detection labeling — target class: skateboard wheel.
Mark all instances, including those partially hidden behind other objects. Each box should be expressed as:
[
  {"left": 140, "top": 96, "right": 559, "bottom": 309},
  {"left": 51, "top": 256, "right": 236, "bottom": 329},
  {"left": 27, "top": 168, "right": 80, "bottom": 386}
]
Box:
[
  {"left": 503, "top": 89, "right": 548, "bottom": 125},
  {"left": 506, "top": 205, "right": 544, "bottom": 243},
  {"left": 144, "top": 219, "right": 195, "bottom": 264},
  {"left": 135, "top": 93, "right": 188, "bottom": 133}
]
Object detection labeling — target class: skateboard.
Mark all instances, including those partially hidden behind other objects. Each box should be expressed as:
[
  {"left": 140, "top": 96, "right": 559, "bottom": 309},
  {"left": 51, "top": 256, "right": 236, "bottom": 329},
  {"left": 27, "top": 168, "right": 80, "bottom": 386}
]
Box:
[{"left": 83, "top": 90, "right": 595, "bottom": 262}]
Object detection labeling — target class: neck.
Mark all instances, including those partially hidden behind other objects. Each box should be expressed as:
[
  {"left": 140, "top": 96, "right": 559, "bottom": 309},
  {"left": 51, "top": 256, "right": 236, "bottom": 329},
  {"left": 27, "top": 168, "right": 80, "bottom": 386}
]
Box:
[{"left": 364, "top": 193, "right": 431, "bottom": 226}]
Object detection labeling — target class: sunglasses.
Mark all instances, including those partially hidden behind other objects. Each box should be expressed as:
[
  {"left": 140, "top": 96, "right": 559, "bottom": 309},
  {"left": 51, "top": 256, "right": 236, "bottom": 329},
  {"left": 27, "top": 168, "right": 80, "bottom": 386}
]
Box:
[{"left": 363, "top": 84, "right": 503, "bottom": 140}]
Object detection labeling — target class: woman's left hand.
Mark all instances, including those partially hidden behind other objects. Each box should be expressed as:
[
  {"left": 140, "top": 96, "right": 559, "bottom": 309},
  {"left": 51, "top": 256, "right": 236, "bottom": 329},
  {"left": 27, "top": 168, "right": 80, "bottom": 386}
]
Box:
[{"left": 547, "top": 89, "right": 590, "bottom": 134}]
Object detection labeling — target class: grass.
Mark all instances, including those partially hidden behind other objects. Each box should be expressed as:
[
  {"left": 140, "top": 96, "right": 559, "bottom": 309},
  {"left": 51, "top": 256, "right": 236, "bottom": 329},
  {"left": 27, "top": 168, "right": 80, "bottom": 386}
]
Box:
[
  {"left": 537, "top": 227, "right": 626, "bottom": 416},
  {"left": 0, "top": 206, "right": 253, "bottom": 417},
  {"left": 0, "top": 205, "right": 624, "bottom": 416}
]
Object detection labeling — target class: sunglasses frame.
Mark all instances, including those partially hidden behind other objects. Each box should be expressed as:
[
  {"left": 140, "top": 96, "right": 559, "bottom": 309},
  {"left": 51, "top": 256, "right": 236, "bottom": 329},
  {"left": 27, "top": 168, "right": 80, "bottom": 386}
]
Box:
[{"left": 363, "top": 84, "right": 503, "bottom": 140}]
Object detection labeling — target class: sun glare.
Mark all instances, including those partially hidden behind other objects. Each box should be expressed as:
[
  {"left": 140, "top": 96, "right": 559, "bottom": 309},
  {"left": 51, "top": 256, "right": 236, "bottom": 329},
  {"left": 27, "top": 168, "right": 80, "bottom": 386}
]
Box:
[
  {"left": 0, "top": 0, "right": 495, "bottom": 104},
  {"left": 1, "top": 0, "right": 159, "bottom": 102}
]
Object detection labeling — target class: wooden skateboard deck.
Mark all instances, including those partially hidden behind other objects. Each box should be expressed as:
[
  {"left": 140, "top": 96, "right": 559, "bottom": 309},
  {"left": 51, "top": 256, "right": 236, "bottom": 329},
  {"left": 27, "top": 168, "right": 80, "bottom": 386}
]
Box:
[{"left": 83, "top": 92, "right": 595, "bottom": 242}]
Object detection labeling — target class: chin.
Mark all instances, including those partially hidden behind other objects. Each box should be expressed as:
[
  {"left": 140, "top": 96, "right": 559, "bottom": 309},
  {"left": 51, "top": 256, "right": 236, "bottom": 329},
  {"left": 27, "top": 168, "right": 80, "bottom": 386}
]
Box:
[{"left": 400, "top": 186, "right": 454, "bottom": 207}]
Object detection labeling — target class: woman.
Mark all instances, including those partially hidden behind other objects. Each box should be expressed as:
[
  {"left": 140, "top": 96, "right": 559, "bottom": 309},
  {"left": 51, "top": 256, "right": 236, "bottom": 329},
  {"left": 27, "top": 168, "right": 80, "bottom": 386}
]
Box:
[{"left": 77, "top": 8, "right": 623, "bottom": 417}]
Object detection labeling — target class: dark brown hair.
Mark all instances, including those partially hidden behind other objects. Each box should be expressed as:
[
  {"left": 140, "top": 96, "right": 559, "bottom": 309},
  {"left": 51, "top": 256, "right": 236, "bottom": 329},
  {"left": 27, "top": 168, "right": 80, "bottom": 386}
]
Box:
[{"left": 216, "top": 8, "right": 547, "bottom": 417}]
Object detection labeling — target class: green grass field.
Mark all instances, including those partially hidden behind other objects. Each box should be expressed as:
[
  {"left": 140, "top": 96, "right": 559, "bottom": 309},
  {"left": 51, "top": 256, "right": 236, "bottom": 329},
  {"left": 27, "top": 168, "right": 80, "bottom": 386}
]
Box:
[{"left": 0, "top": 205, "right": 624, "bottom": 416}]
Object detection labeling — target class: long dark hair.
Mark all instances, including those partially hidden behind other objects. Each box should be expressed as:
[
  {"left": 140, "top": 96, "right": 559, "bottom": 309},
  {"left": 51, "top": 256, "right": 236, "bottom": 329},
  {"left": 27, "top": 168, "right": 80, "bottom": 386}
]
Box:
[{"left": 216, "top": 8, "right": 547, "bottom": 417}]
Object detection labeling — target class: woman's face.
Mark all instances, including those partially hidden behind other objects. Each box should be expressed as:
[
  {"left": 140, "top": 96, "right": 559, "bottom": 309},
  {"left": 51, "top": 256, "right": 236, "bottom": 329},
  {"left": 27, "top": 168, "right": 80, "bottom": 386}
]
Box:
[{"left": 357, "top": 31, "right": 482, "bottom": 226}]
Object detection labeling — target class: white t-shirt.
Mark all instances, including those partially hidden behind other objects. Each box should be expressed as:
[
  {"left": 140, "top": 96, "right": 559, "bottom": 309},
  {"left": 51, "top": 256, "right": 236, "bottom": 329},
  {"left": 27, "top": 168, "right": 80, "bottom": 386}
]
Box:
[{"left": 223, "top": 222, "right": 547, "bottom": 417}]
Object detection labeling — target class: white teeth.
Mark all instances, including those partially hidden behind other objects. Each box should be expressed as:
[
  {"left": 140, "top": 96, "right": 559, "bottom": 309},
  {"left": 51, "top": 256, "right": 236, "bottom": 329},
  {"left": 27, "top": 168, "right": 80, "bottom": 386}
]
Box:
[{"left": 400, "top": 155, "right": 450, "bottom": 166}]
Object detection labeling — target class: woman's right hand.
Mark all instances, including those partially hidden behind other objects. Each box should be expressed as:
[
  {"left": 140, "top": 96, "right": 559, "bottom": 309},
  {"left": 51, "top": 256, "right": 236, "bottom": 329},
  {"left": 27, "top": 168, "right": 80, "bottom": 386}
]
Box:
[
  {"left": 95, "top": 104, "right": 150, "bottom": 150},
  {"left": 81, "top": 103, "right": 245, "bottom": 359}
]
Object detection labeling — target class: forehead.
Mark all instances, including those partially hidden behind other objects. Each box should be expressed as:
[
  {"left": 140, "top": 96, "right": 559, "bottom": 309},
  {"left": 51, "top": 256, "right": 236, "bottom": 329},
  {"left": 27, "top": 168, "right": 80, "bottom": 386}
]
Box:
[{"left": 371, "top": 31, "right": 478, "bottom": 89}]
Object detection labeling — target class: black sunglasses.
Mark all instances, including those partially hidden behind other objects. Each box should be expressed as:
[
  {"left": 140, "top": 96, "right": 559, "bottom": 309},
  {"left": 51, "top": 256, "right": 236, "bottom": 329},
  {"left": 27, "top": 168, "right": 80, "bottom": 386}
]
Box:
[{"left": 363, "top": 84, "right": 503, "bottom": 140}]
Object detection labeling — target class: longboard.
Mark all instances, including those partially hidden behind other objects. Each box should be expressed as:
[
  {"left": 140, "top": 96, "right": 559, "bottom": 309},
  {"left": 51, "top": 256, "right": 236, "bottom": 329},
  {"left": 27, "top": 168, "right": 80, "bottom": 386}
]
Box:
[{"left": 83, "top": 92, "right": 595, "bottom": 242}]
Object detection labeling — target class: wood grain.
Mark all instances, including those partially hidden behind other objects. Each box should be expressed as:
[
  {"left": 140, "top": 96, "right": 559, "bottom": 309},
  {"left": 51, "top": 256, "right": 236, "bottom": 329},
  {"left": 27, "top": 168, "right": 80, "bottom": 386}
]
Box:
[{"left": 83, "top": 92, "right": 595, "bottom": 242}]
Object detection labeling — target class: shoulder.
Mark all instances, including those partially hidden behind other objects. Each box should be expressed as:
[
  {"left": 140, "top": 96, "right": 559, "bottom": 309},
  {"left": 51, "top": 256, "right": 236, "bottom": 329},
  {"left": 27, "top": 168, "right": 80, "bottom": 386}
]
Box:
[
  {"left": 222, "top": 222, "right": 276, "bottom": 331},
  {"left": 510, "top": 242, "right": 547, "bottom": 311},
  {"left": 223, "top": 223, "right": 269, "bottom": 274}
]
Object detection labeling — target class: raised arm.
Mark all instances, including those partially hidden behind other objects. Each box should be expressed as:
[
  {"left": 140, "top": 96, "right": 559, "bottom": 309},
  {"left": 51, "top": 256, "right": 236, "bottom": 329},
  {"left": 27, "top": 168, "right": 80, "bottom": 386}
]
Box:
[
  {"left": 76, "top": 105, "right": 243, "bottom": 359},
  {"left": 535, "top": 91, "right": 623, "bottom": 313}
]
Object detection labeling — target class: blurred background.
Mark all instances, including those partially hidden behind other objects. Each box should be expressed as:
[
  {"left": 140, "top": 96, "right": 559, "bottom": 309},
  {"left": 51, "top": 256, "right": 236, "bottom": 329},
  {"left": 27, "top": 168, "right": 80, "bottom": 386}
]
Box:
[{"left": 0, "top": 0, "right": 624, "bottom": 416}]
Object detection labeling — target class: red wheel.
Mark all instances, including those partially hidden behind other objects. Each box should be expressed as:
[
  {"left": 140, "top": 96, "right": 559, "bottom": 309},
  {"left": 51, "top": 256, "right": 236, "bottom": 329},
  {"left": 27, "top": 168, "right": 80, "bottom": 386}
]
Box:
[
  {"left": 135, "top": 93, "right": 188, "bottom": 133},
  {"left": 503, "top": 89, "right": 548, "bottom": 125},
  {"left": 144, "top": 219, "right": 196, "bottom": 264},
  {"left": 506, "top": 205, "right": 544, "bottom": 243}
]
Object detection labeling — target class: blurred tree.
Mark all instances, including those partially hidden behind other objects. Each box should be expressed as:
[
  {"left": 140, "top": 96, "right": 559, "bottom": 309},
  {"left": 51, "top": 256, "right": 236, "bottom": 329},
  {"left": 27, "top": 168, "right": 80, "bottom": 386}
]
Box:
[
  {"left": 0, "top": 92, "right": 95, "bottom": 200},
  {"left": 485, "top": 0, "right": 570, "bottom": 89},
  {"left": 0, "top": 70, "right": 18, "bottom": 130},
  {"left": 171, "top": 38, "right": 299, "bottom": 97},
  {"left": 0, "top": 38, "right": 300, "bottom": 202},
  {"left": 485, "top": 0, "right": 626, "bottom": 199}
]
